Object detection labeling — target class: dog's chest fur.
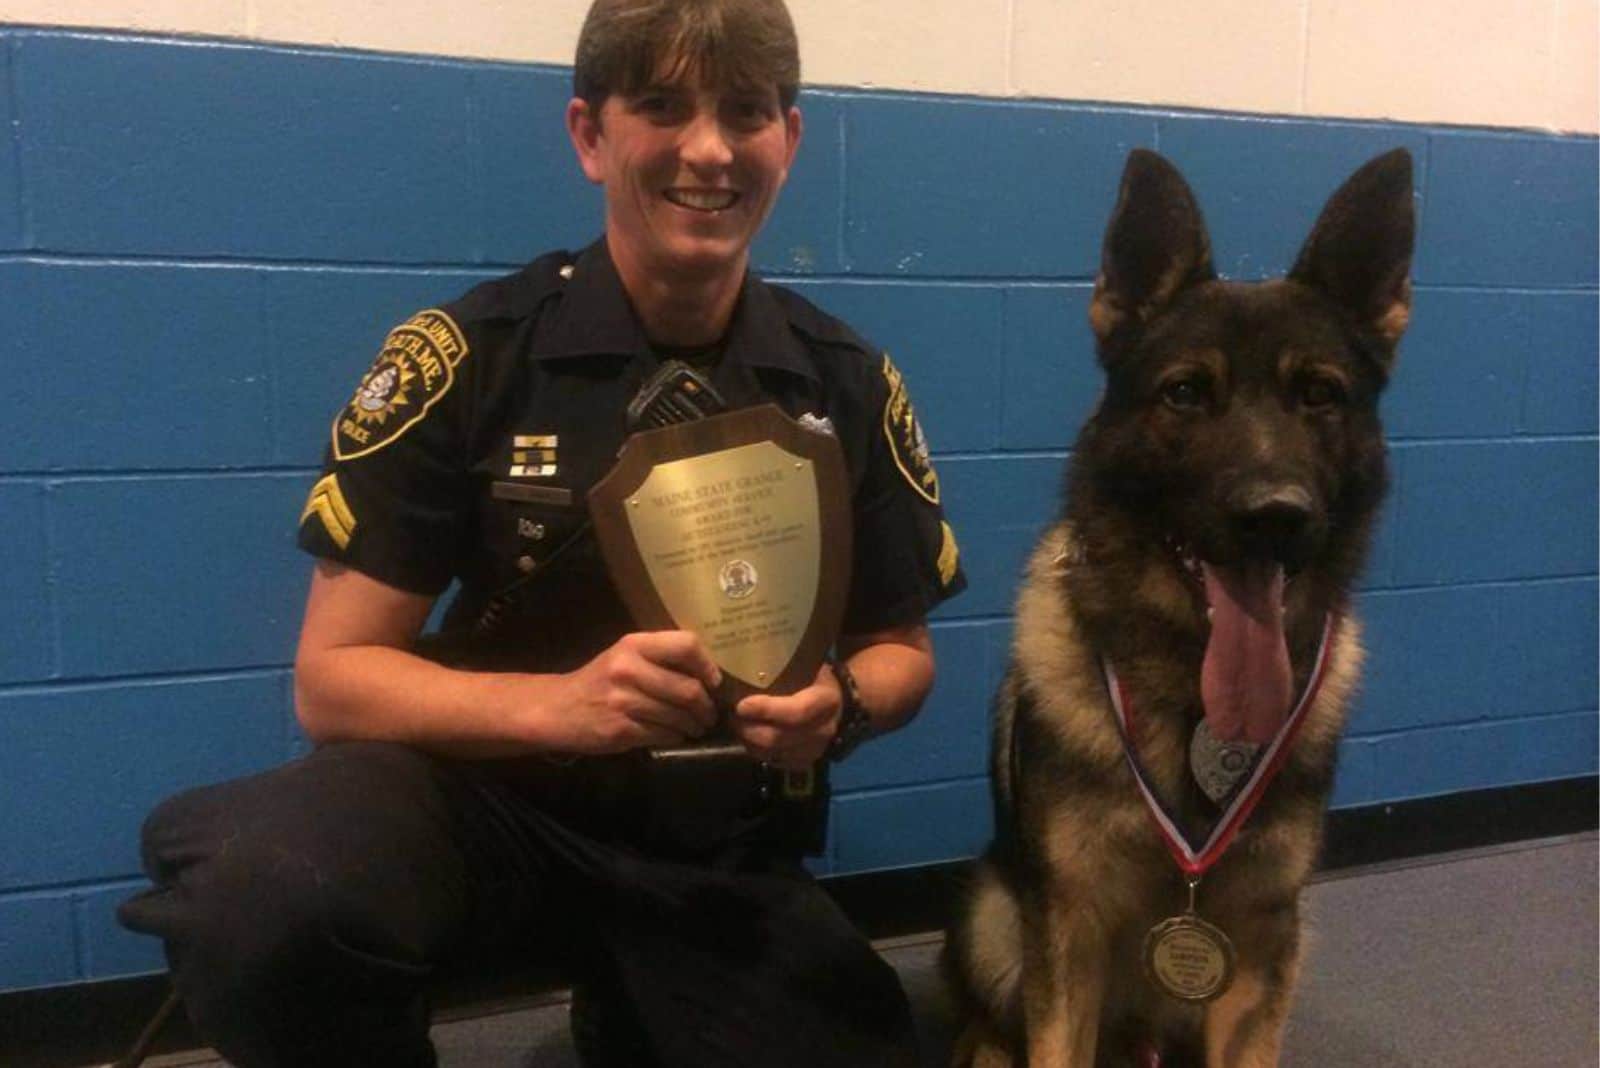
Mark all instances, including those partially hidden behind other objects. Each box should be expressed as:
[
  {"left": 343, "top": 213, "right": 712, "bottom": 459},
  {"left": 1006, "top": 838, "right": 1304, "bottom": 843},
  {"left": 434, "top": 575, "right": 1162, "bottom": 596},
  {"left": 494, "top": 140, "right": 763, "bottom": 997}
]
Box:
[{"left": 1006, "top": 524, "right": 1363, "bottom": 909}]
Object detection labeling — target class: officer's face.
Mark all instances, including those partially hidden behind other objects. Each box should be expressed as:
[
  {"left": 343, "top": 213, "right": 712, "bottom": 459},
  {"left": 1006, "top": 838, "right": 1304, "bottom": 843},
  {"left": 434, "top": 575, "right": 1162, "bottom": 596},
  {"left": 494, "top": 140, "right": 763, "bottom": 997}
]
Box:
[{"left": 567, "top": 64, "right": 801, "bottom": 287}]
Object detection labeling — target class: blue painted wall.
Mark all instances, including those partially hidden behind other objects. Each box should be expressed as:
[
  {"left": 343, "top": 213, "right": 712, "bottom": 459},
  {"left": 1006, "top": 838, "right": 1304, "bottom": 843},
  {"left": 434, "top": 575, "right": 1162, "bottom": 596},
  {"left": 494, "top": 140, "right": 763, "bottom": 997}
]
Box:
[{"left": 0, "top": 29, "right": 1594, "bottom": 991}]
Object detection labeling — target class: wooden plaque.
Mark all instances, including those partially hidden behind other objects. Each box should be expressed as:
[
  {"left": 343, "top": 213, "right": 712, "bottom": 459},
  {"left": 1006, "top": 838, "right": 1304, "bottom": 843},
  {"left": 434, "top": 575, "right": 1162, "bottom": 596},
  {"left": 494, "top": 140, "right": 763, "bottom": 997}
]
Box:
[{"left": 588, "top": 404, "right": 853, "bottom": 704}]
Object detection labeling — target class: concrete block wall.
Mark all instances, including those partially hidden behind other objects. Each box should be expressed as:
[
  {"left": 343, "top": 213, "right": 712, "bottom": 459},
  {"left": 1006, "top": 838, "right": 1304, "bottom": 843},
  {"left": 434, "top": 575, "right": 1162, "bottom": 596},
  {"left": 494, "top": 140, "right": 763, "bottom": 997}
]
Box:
[{"left": 0, "top": 16, "right": 1594, "bottom": 992}]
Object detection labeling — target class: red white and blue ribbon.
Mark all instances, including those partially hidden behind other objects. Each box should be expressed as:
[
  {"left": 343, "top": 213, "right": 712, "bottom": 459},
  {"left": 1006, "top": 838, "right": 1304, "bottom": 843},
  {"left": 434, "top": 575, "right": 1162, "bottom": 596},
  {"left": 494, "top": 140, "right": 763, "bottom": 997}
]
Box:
[{"left": 1101, "top": 613, "right": 1337, "bottom": 878}]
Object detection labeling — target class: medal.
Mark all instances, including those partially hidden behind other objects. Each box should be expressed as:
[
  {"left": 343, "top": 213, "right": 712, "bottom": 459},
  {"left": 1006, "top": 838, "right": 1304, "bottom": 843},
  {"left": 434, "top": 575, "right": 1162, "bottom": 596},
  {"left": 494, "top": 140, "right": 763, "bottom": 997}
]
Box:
[
  {"left": 1189, "top": 719, "right": 1260, "bottom": 804},
  {"left": 1143, "top": 878, "right": 1235, "bottom": 1002},
  {"left": 1102, "top": 615, "right": 1336, "bottom": 1004}
]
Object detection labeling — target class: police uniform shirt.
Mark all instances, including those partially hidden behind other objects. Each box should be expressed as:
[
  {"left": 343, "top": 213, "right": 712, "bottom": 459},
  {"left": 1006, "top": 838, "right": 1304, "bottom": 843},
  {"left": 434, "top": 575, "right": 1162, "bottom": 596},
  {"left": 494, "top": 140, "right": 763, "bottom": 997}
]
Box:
[{"left": 298, "top": 239, "right": 965, "bottom": 672}]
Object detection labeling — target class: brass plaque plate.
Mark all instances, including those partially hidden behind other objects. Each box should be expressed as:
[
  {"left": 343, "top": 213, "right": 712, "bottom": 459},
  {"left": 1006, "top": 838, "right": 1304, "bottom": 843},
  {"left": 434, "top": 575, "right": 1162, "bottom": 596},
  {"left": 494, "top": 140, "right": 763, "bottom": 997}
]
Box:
[
  {"left": 624, "top": 440, "right": 817, "bottom": 688},
  {"left": 589, "top": 404, "right": 852, "bottom": 700}
]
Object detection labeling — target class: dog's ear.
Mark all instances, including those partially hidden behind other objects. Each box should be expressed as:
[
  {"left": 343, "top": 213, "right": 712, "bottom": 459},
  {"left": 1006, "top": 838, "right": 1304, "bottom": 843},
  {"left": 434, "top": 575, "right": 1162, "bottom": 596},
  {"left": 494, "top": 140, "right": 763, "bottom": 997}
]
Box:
[
  {"left": 1289, "top": 148, "right": 1416, "bottom": 358},
  {"left": 1089, "top": 149, "right": 1216, "bottom": 344}
]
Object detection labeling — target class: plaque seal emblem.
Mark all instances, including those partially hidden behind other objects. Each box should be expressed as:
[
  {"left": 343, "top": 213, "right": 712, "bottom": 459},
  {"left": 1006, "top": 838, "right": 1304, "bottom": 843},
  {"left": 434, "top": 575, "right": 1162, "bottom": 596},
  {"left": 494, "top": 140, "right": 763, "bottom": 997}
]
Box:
[{"left": 718, "top": 559, "right": 759, "bottom": 600}]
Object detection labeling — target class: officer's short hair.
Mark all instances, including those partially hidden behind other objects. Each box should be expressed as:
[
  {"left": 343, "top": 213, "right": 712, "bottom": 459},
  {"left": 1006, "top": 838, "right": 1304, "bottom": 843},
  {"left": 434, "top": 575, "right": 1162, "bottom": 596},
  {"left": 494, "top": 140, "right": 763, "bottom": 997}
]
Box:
[{"left": 574, "top": 0, "right": 800, "bottom": 113}]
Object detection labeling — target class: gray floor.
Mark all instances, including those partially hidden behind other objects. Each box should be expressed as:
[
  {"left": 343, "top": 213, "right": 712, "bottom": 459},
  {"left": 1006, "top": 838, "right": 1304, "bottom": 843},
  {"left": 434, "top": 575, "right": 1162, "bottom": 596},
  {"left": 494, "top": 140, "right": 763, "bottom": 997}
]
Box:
[{"left": 134, "top": 834, "right": 1598, "bottom": 1068}]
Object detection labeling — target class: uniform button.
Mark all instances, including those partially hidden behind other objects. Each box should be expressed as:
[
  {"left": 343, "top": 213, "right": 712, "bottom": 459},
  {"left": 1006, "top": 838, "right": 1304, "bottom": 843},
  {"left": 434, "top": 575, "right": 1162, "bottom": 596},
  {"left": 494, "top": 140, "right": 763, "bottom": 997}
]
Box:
[{"left": 517, "top": 555, "right": 536, "bottom": 573}]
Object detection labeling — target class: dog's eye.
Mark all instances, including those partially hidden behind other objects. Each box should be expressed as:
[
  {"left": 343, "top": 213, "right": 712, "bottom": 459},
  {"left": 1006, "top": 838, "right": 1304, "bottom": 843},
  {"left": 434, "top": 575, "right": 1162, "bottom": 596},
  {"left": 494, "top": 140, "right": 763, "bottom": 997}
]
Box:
[
  {"left": 1161, "top": 378, "right": 1209, "bottom": 411},
  {"left": 1300, "top": 376, "right": 1346, "bottom": 410}
]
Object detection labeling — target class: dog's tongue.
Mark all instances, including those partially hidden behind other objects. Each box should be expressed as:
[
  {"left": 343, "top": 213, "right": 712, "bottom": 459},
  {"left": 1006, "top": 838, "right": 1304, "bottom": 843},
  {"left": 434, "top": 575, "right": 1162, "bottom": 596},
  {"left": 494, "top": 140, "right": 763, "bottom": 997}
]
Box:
[{"left": 1201, "top": 562, "right": 1292, "bottom": 745}]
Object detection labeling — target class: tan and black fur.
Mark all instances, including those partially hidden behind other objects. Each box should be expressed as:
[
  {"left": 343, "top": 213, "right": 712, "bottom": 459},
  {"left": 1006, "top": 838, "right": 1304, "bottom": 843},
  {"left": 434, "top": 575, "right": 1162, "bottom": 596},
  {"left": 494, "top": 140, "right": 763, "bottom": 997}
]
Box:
[{"left": 944, "top": 149, "right": 1415, "bottom": 1068}]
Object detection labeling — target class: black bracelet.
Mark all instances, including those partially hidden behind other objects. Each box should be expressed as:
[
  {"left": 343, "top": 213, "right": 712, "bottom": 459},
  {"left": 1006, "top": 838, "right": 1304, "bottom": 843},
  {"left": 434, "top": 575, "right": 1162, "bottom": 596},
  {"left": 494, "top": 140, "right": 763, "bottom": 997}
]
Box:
[{"left": 826, "top": 658, "right": 872, "bottom": 763}]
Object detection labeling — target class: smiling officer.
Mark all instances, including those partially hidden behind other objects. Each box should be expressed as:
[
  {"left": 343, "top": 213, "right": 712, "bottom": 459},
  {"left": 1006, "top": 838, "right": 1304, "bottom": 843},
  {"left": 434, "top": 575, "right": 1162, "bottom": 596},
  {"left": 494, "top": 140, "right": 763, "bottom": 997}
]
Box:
[{"left": 119, "top": 2, "right": 964, "bottom": 1065}]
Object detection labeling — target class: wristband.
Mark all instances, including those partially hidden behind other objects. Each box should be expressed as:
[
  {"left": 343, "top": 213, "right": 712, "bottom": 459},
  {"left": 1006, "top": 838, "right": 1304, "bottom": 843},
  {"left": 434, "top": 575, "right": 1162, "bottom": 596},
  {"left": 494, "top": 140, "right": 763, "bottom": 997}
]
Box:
[{"left": 826, "top": 658, "right": 871, "bottom": 763}]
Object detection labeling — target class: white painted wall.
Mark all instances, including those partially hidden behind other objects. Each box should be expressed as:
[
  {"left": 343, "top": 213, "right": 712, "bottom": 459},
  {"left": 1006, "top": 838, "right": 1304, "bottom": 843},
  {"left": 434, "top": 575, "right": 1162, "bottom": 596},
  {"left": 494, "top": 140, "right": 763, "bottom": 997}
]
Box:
[{"left": 3, "top": 0, "right": 1595, "bottom": 132}]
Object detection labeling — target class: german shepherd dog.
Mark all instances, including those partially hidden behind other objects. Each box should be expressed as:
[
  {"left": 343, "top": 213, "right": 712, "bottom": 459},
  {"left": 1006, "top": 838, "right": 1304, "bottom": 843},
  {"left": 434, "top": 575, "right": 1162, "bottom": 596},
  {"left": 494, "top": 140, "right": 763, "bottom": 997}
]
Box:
[{"left": 943, "top": 148, "right": 1415, "bottom": 1068}]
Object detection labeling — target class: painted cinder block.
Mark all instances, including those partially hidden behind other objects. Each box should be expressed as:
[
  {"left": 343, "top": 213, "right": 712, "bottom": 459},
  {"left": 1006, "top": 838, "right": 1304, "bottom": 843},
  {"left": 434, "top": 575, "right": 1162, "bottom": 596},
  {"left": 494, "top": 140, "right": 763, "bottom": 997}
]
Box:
[
  {"left": 0, "top": 483, "right": 54, "bottom": 685},
  {"left": 50, "top": 474, "right": 310, "bottom": 677},
  {"left": 1389, "top": 440, "right": 1599, "bottom": 586},
  {"left": 0, "top": 35, "right": 21, "bottom": 251},
  {"left": 1328, "top": 736, "right": 1377, "bottom": 809},
  {"left": 789, "top": 279, "right": 1004, "bottom": 453},
  {"left": 1367, "top": 712, "right": 1599, "bottom": 803},
  {"left": 1358, "top": 505, "right": 1400, "bottom": 592},
  {"left": 472, "top": 63, "right": 605, "bottom": 266},
  {"left": 939, "top": 455, "right": 1066, "bottom": 539},
  {"left": 1519, "top": 292, "right": 1600, "bottom": 436},
  {"left": 834, "top": 620, "right": 996, "bottom": 792},
  {"left": 1356, "top": 580, "right": 1599, "bottom": 736},
  {"left": 1001, "top": 284, "right": 1101, "bottom": 451},
  {"left": 77, "top": 882, "right": 166, "bottom": 979},
  {"left": 0, "top": 673, "right": 287, "bottom": 890},
  {"left": 1155, "top": 116, "right": 1429, "bottom": 282},
  {"left": 1389, "top": 289, "right": 1599, "bottom": 440},
  {"left": 843, "top": 97, "right": 1154, "bottom": 277},
  {"left": 830, "top": 778, "right": 993, "bottom": 874},
  {"left": 1496, "top": 579, "right": 1599, "bottom": 721},
  {"left": 936, "top": 455, "right": 1065, "bottom": 619},
  {"left": 1416, "top": 132, "right": 1600, "bottom": 287},
  {"left": 1354, "top": 586, "right": 1522, "bottom": 734},
  {"left": 754, "top": 92, "right": 846, "bottom": 276},
  {"left": 262, "top": 266, "right": 500, "bottom": 467},
  {"left": 1385, "top": 289, "right": 1529, "bottom": 441},
  {"left": 15, "top": 33, "right": 480, "bottom": 263},
  {"left": 985, "top": 620, "right": 1012, "bottom": 696},
  {"left": 0, "top": 262, "right": 272, "bottom": 471},
  {"left": 0, "top": 894, "right": 75, "bottom": 991}
]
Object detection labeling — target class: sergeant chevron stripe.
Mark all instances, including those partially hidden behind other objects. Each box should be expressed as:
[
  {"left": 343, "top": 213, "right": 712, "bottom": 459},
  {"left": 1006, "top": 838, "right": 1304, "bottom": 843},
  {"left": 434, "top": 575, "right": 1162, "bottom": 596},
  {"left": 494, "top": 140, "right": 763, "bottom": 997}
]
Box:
[{"left": 301, "top": 473, "right": 357, "bottom": 549}]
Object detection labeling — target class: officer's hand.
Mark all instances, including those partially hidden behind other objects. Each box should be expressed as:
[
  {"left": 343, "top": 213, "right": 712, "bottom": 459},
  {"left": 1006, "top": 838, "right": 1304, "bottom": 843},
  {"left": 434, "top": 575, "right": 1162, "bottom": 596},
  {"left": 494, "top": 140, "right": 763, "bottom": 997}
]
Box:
[
  {"left": 558, "top": 631, "right": 721, "bottom": 753},
  {"left": 732, "top": 663, "right": 841, "bottom": 771}
]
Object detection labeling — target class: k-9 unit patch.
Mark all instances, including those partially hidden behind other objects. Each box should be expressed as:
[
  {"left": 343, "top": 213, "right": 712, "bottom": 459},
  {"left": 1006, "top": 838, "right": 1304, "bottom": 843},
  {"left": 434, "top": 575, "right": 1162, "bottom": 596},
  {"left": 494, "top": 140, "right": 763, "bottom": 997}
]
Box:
[
  {"left": 333, "top": 309, "right": 469, "bottom": 461},
  {"left": 881, "top": 353, "right": 940, "bottom": 505}
]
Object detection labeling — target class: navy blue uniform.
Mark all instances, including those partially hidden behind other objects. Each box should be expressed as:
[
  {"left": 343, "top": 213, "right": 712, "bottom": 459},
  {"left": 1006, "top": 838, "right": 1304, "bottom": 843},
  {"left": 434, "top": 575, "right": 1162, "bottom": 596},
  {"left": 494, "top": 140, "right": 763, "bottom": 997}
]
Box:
[
  {"left": 121, "top": 240, "right": 964, "bottom": 1067},
  {"left": 298, "top": 239, "right": 963, "bottom": 666}
]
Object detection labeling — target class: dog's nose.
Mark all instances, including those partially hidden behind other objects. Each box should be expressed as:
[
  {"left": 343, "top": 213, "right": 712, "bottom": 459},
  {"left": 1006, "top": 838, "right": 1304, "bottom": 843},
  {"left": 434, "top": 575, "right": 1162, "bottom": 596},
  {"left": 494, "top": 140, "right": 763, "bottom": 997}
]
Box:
[{"left": 1229, "top": 483, "right": 1313, "bottom": 558}]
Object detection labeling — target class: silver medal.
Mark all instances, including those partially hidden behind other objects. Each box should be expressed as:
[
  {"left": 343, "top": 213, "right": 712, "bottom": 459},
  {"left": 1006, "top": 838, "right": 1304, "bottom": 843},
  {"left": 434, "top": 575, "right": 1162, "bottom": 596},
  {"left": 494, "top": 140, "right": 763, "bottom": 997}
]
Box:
[{"left": 1189, "top": 720, "right": 1260, "bottom": 803}]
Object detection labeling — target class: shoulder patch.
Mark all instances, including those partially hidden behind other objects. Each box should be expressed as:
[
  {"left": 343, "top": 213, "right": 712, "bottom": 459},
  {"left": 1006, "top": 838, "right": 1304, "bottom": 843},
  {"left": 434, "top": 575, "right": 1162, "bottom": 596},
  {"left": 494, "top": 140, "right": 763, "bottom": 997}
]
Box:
[
  {"left": 333, "top": 309, "right": 469, "bottom": 461},
  {"left": 881, "top": 353, "right": 940, "bottom": 505}
]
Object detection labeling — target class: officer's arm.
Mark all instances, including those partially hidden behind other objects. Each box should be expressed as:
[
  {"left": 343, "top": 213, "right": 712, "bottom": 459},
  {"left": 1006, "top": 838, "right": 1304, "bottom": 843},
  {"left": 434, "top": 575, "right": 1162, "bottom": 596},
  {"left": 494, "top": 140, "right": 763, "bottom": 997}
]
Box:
[
  {"left": 294, "top": 561, "right": 717, "bottom": 758},
  {"left": 836, "top": 620, "right": 936, "bottom": 736},
  {"left": 294, "top": 561, "right": 563, "bottom": 757}
]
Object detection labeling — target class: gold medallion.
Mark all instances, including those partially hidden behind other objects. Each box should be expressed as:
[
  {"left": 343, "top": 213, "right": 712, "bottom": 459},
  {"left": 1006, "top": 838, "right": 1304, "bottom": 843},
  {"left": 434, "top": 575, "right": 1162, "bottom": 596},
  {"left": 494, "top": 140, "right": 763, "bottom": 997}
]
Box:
[{"left": 1142, "top": 913, "right": 1235, "bottom": 1002}]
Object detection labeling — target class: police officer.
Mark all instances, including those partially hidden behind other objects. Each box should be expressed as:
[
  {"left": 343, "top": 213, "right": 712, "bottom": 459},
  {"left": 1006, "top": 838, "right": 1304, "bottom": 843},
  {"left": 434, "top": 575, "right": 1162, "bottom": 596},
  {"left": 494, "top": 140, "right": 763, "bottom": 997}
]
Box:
[{"left": 119, "top": 1, "right": 965, "bottom": 1065}]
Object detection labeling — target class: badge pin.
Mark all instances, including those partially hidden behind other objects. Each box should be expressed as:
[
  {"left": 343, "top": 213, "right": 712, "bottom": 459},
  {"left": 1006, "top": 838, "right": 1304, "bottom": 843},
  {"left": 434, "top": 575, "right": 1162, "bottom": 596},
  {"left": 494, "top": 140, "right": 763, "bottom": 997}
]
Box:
[{"left": 1189, "top": 719, "right": 1260, "bottom": 804}]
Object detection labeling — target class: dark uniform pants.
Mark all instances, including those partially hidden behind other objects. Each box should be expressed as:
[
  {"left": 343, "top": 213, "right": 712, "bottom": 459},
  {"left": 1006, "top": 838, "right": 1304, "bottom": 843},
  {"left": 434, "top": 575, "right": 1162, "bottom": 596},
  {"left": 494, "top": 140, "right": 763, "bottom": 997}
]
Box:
[{"left": 117, "top": 741, "right": 919, "bottom": 1068}]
